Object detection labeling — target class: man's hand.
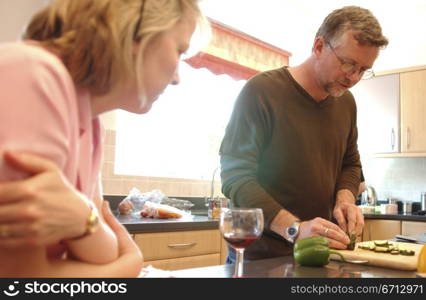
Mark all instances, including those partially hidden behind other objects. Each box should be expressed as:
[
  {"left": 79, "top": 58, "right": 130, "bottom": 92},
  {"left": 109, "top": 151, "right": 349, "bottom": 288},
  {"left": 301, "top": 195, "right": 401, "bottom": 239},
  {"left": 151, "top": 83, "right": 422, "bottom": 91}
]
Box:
[
  {"left": 270, "top": 209, "right": 350, "bottom": 250},
  {"left": 297, "top": 217, "right": 350, "bottom": 249},
  {"left": 333, "top": 189, "right": 364, "bottom": 236}
]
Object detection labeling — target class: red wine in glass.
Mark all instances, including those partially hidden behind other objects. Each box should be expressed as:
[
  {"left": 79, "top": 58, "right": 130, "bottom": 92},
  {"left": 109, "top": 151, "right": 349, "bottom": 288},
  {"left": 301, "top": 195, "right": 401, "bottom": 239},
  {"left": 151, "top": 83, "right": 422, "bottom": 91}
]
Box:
[
  {"left": 220, "top": 208, "right": 264, "bottom": 277},
  {"left": 223, "top": 234, "right": 259, "bottom": 249}
]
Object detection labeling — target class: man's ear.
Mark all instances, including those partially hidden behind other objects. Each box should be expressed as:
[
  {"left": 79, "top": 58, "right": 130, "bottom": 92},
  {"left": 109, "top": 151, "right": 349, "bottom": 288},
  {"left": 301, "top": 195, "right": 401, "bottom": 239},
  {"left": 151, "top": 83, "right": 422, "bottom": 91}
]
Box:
[{"left": 312, "top": 36, "right": 326, "bottom": 57}]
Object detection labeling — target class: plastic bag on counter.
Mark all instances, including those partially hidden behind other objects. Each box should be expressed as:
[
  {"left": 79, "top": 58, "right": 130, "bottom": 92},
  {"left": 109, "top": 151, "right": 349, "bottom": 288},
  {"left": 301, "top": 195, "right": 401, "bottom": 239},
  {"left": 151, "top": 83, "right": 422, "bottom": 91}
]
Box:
[
  {"left": 140, "top": 201, "right": 191, "bottom": 219},
  {"left": 118, "top": 188, "right": 166, "bottom": 215},
  {"left": 161, "top": 197, "right": 194, "bottom": 211}
]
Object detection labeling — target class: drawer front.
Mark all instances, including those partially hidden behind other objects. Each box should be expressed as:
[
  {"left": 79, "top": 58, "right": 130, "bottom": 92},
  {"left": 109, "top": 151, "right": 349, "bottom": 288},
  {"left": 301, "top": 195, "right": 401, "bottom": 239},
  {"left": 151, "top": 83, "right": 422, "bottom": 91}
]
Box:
[
  {"left": 143, "top": 253, "right": 220, "bottom": 271},
  {"left": 134, "top": 229, "right": 221, "bottom": 261}
]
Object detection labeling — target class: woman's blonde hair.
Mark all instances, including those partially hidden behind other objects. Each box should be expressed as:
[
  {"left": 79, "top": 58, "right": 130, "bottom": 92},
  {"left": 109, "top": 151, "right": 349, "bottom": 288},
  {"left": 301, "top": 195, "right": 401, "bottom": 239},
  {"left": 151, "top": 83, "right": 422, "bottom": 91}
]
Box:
[{"left": 24, "top": 0, "right": 207, "bottom": 96}]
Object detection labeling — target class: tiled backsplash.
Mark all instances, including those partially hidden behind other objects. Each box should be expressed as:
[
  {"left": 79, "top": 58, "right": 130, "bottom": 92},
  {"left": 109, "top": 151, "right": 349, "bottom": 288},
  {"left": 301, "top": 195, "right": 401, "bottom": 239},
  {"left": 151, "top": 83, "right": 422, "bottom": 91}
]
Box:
[
  {"left": 361, "top": 156, "right": 426, "bottom": 204},
  {"left": 101, "top": 129, "right": 223, "bottom": 198}
]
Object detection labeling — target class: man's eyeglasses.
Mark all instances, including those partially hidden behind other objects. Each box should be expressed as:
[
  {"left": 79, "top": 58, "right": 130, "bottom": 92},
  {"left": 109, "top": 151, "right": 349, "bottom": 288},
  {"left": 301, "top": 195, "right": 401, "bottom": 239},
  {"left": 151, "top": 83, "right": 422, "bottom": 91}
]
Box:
[
  {"left": 133, "top": 0, "right": 146, "bottom": 41},
  {"left": 326, "top": 41, "right": 374, "bottom": 80}
]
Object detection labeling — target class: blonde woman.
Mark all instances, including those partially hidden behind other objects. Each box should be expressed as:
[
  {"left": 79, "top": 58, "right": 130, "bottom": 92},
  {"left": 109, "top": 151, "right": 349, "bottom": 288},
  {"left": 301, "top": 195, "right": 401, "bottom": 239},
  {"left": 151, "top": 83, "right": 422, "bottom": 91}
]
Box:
[{"left": 0, "top": 0, "right": 207, "bottom": 277}]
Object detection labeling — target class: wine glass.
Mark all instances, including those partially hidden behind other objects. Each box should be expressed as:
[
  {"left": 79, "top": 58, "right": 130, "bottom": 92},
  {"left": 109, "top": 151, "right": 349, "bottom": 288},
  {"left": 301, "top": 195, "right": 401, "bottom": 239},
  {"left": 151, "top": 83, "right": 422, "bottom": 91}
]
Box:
[{"left": 219, "top": 208, "right": 264, "bottom": 277}]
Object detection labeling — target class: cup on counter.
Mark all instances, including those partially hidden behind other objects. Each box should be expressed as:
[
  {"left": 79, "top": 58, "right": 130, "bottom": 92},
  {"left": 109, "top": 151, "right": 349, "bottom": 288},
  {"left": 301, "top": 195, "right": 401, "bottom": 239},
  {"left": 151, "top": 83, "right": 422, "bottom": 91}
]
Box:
[
  {"left": 387, "top": 198, "right": 397, "bottom": 205},
  {"left": 421, "top": 192, "right": 426, "bottom": 211},
  {"left": 402, "top": 201, "right": 412, "bottom": 214}
]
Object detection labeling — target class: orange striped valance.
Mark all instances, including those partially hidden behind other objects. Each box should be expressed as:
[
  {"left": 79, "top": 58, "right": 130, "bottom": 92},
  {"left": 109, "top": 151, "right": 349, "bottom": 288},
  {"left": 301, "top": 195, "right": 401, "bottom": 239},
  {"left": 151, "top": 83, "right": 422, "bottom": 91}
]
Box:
[{"left": 185, "top": 18, "right": 292, "bottom": 80}]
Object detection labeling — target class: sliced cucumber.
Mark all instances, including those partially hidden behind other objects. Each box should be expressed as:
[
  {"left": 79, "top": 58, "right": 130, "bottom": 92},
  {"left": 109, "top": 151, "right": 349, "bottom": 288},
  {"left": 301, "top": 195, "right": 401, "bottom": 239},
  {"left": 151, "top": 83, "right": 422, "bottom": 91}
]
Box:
[
  {"left": 374, "top": 240, "right": 389, "bottom": 247},
  {"left": 374, "top": 246, "right": 390, "bottom": 253},
  {"left": 400, "top": 249, "right": 415, "bottom": 256}
]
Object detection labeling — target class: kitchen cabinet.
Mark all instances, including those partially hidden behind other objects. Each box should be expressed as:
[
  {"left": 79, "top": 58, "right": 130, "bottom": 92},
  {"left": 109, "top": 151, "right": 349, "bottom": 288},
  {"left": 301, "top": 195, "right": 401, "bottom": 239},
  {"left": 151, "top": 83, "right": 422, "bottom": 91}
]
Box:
[
  {"left": 352, "top": 67, "right": 426, "bottom": 157},
  {"left": 362, "top": 219, "right": 400, "bottom": 241},
  {"left": 401, "top": 220, "right": 426, "bottom": 236},
  {"left": 133, "top": 229, "right": 226, "bottom": 270},
  {"left": 400, "top": 69, "right": 426, "bottom": 152},
  {"left": 352, "top": 73, "right": 400, "bottom": 154}
]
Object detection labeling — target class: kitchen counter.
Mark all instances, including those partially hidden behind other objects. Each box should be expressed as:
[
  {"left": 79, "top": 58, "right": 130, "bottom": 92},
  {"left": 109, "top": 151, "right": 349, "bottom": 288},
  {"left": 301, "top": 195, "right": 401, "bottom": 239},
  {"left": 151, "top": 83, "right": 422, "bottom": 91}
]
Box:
[
  {"left": 106, "top": 195, "right": 219, "bottom": 234},
  {"left": 116, "top": 210, "right": 425, "bottom": 235},
  {"left": 171, "top": 255, "right": 420, "bottom": 278},
  {"left": 106, "top": 192, "right": 425, "bottom": 235},
  {"left": 364, "top": 212, "right": 426, "bottom": 222},
  {"left": 116, "top": 212, "right": 218, "bottom": 234}
]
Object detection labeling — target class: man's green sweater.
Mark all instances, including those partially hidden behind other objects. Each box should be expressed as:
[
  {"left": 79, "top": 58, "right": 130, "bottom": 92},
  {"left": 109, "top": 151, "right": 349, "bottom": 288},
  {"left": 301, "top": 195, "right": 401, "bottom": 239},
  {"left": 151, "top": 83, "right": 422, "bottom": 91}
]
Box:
[{"left": 220, "top": 67, "right": 361, "bottom": 259}]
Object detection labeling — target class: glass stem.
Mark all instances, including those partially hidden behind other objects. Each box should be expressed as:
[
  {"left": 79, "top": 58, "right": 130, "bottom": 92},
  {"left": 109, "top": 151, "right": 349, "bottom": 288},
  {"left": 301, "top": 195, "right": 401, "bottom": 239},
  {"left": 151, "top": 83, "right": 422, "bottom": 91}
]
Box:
[{"left": 235, "top": 248, "right": 244, "bottom": 277}]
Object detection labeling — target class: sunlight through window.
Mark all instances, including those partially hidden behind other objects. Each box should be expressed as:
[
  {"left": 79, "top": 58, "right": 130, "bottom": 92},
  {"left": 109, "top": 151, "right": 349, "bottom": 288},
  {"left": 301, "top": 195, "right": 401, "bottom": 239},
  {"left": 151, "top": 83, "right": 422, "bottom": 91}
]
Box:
[{"left": 115, "top": 62, "right": 246, "bottom": 180}]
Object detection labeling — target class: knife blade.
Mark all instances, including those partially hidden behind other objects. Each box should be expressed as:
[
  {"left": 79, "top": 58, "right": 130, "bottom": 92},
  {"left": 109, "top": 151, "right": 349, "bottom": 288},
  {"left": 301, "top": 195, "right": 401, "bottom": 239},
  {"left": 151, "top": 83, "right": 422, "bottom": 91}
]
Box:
[{"left": 395, "top": 234, "right": 418, "bottom": 243}]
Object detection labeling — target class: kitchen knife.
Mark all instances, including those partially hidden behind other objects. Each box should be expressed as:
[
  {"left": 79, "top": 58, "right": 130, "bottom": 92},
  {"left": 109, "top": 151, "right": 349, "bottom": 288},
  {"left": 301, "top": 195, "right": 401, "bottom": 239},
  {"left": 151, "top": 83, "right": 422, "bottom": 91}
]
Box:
[{"left": 395, "top": 234, "right": 418, "bottom": 243}]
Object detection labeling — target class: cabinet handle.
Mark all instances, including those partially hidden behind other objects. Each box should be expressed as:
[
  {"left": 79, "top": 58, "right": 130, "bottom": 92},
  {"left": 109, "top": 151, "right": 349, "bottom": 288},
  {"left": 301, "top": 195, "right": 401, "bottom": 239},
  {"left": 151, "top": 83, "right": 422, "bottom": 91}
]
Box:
[
  {"left": 167, "top": 242, "right": 197, "bottom": 249},
  {"left": 391, "top": 128, "right": 395, "bottom": 150},
  {"left": 407, "top": 127, "right": 411, "bottom": 149}
]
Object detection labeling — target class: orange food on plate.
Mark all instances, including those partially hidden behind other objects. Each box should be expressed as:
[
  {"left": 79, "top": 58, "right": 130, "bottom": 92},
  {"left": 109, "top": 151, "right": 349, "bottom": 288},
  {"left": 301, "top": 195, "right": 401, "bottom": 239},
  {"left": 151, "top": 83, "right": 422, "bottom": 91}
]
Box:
[
  {"left": 140, "top": 201, "right": 183, "bottom": 219},
  {"left": 156, "top": 208, "right": 182, "bottom": 219}
]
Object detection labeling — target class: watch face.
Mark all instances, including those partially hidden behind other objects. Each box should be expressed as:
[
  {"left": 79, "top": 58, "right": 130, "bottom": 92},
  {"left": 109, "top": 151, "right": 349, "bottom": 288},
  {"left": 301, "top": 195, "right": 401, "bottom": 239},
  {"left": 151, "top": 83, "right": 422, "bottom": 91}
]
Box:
[{"left": 288, "top": 227, "right": 297, "bottom": 236}]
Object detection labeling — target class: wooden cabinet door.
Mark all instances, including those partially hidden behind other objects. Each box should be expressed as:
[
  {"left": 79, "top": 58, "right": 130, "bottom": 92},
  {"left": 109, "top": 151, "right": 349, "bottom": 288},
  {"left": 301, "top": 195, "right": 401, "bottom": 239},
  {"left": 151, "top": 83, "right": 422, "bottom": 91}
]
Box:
[
  {"left": 352, "top": 73, "right": 400, "bottom": 154},
  {"left": 400, "top": 70, "right": 426, "bottom": 152},
  {"left": 362, "top": 219, "right": 401, "bottom": 241},
  {"left": 401, "top": 221, "right": 426, "bottom": 236}
]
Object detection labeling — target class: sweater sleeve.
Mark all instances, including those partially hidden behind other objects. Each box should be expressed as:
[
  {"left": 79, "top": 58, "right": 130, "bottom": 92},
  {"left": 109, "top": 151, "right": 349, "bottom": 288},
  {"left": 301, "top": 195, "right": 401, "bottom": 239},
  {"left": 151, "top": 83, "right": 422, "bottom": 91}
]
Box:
[
  {"left": 335, "top": 97, "right": 362, "bottom": 198},
  {"left": 219, "top": 78, "right": 283, "bottom": 231}
]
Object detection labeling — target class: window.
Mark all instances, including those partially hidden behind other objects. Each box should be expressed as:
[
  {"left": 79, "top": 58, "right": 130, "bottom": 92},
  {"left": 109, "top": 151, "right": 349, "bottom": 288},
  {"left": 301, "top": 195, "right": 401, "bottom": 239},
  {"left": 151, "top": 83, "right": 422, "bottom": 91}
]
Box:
[
  {"left": 115, "top": 62, "right": 246, "bottom": 180},
  {"left": 114, "top": 19, "right": 290, "bottom": 182}
]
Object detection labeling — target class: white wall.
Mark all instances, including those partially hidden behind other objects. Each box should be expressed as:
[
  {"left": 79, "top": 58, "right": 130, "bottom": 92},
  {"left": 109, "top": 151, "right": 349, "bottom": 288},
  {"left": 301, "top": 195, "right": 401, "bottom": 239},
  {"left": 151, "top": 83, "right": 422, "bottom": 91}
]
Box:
[
  {"left": 3, "top": 1, "right": 425, "bottom": 71},
  {"left": 202, "top": 0, "right": 426, "bottom": 72},
  {"left": 0, "top": 0, "right": 48, "bottom": 42}
]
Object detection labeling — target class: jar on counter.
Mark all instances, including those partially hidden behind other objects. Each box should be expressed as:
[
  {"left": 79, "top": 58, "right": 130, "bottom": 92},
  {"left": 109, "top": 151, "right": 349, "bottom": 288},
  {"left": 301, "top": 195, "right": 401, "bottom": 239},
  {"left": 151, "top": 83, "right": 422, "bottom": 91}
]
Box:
[
  {"left": 207, "top": 198, "right": 222, "bottom": 219},
  {"left": 207, "top": 197, "right": 230, "bottom": 219}
]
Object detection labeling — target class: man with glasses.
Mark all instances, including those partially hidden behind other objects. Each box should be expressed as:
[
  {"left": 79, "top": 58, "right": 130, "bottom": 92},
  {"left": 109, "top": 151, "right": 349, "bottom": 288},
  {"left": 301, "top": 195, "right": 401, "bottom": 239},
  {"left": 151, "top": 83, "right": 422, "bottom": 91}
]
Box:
[{"left": 220, "top": 6, "right": 388, "bottom": 261}]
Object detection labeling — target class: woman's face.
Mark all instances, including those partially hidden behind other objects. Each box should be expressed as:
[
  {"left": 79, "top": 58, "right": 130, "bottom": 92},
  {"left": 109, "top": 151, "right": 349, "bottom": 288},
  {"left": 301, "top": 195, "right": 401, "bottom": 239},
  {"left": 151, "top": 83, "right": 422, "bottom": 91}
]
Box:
[{"left": 131, "top": 9, "right": 197, "bottom": 114}]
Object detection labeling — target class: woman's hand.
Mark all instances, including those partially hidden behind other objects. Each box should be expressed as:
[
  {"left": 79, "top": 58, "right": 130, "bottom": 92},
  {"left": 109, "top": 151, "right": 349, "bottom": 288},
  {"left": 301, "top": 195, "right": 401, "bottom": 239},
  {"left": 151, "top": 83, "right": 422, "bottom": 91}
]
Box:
[{"left": 0, "top": 151, "right": 90, "bottom": 247}]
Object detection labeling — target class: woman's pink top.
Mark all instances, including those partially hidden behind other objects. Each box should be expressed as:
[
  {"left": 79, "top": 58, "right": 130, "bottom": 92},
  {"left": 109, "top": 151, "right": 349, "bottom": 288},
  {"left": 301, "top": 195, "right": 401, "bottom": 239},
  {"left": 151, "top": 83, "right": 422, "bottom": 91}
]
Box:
[{"left": 0, "top": 42, "right": 103, "bottom": 201}]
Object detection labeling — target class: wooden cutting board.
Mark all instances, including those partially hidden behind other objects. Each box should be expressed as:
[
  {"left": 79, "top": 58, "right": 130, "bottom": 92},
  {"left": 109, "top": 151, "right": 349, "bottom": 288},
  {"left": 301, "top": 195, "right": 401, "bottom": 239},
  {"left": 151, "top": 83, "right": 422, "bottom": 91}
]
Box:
[{"left": 330, "top": 241, "right": 424, "bottom": 271}]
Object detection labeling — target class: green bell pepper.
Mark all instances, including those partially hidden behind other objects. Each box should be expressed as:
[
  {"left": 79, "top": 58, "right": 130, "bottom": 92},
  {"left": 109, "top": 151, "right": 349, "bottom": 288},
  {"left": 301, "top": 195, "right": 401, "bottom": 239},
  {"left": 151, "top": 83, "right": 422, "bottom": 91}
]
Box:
[{"left": 293, "top": 236, "right": 346, "bottom": 267}]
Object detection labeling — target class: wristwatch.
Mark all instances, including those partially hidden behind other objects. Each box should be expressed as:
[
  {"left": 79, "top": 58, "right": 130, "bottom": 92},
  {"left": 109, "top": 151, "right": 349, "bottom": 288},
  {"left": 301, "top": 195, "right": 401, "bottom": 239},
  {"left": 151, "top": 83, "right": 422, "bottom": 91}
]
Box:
[
  {"left": 284, "top": 221, "right": 301, "bottom": 243},
  {"left": 69, "top": 202, "right": 99, "bottom": 240}
]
